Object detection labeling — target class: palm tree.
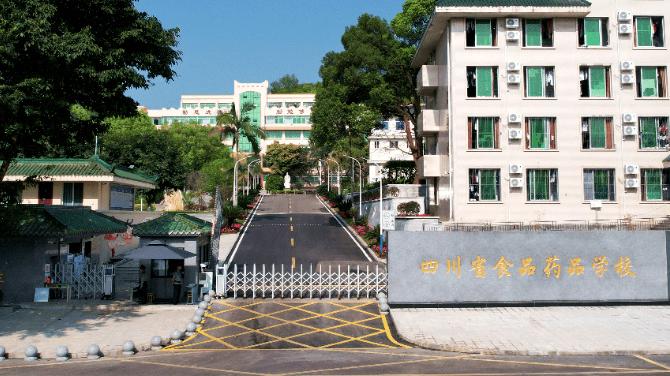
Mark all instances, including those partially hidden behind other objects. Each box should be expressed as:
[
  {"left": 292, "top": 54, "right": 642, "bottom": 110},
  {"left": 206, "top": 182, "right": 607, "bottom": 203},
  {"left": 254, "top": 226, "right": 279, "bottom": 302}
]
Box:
[{"left": 214, "top": 102, "right": 265, "bottom": 155}]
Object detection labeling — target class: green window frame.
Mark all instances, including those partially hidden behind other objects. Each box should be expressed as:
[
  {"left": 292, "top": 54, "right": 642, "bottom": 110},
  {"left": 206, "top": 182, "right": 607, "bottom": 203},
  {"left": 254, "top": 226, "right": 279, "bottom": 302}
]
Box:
[
  {"left": 285, "top": 131, "right": 301, "bottom": 139},
  {"left": 639, "top": 67, "right": 659, "bottom": 97},
  {"left": 639, "top": 117, "right": 669, "bottom": 149},
  {"left": 525, "top": 19, "right": 542, "bottom": 47},
  {"left": 469, "top": 169, "right": 500, "bottom": 202},
  {"left": 266, "top": 131, "right": 283, "bottom": 140},
  {"left": 475, "top": 19, "right": 493, "bottom": 46},
  {"left": 526, "top": 67, "right": 544, "bottom": 97},
  {"left": 584, "top": 169, "right": 615, "bottom": 201},
  {"left": 470, "top": 117, "right": 496, "bottom": 149},
  {"left": 62, "top": 183, "right": 84, "bottom": 206},
  {"left": 476, "top": 67, "right": 493, "bottom": 97},
  {"left": 302, "top": 131, "right": 311, "bottom": 139},
  {"left": 527, "top": 169, "right": 559, "bottom": 201},
  {"left": 636, "top": 17, "right": 653, "bottom": 47},
  {"left": 589, "top": 66, "right": 607, "bottom": 97},
  {"left": 200, "top": 103, "right": 216, "bottom": 109},
  {"left": 528, "top": 118, "right": 551, "bottom": 149},
  {"left": 584, "top": 18, "right": 602, "bottom": 46},
  {"left": 586, "top": 117, "right": 607, "bottom": 149},
  {"left": 644, "top": 169, "right": 663, "bottom": 201}
]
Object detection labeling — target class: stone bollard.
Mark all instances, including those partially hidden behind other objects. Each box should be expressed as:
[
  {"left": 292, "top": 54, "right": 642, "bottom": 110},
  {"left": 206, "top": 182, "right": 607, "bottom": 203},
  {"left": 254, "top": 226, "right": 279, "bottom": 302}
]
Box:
[
  {"left": 192, "top": 314, "right": 203, "bottom": 324},
  {"left": 150, "top": 336, "right": 163, "bottom": 351},
  {"left": 55, "top": 345, "right": 69, "bottom": 361},
  {"left": 170, "top": 330, "right": 184, "bottom": 345},
  {"left": 203, "top": 294, "right": 212, "bottom": 303},
  {"left": 24, "top": 345, "right": 39, "bottom": 361},
  {"left": 87, "top": 344, "right": 101, "bottom": 360},
  {"left": 122, "top": 341, "right": 136, "bottom": 356},
  {"left": 0, "top": 346, "right": 5, "bottom": 361},
  {"left": 378, "top": 293, "right": 389, "bottom": 313},
  {"left": 195, "top": 307, "right": 205, "bottom": 317},
  {"left": 198, "top": 301, "right": 208, "bottom": 310},
  {"left": 185, "top": 322, "right": 198, "bottom": 337}
]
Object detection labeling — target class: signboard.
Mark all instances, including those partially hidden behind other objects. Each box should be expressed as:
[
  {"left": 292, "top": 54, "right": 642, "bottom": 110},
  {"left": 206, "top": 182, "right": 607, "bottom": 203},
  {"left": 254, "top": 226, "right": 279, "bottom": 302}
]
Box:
[
  {"left": 110, "top": 185, "right": 135, "bottom": 211},
  {"left": 388, "top": 231, "right": 670, "bottom": 305},
  {"left": 34, "top": 288, "right": 49, "bottom": 303},
  {"left": 382, "top": 211, "right": 396, "bottom": 231}
]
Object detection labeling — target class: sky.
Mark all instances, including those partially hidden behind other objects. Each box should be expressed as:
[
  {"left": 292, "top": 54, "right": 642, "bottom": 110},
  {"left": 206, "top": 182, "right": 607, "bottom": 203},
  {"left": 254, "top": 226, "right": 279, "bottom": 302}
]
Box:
[{"left": 129, "top": 0, "right": 406, "bottom": 108}]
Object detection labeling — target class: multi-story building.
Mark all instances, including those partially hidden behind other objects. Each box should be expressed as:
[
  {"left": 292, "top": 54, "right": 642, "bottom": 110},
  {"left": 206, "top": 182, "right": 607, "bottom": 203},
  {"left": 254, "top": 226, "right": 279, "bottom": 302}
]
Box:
[
  {"left": 413, "top": 0, "right": 669, "bottom": 222},
  {"left": 368, "top": 118, "right": 415, "bottom": 183},
  {"left": 147, "top": 81, "right": 315, "bottom": 153}
]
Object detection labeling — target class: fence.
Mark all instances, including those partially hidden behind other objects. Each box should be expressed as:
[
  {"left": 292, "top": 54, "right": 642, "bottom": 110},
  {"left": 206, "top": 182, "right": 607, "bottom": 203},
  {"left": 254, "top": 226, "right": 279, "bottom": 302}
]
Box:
[
  {"left": 423, "top": 217, "right": 670, "bottom": 232},
  {"left": 53, "top": 261, "right": 108, "bottom": 300},
  {"left": 216, "top": 263, "right": 387, "bottom": 299}
]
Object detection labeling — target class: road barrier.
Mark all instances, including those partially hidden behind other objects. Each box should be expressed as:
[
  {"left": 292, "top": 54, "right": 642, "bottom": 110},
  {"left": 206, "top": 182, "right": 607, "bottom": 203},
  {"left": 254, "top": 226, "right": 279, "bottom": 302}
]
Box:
[{"left": 216, "top": 263, "right": 387, "bottom": 299}]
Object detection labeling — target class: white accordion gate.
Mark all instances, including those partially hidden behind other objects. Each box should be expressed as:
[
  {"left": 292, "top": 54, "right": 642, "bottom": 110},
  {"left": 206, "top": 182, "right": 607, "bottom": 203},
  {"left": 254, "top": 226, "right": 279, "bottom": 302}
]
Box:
[
  {"left": 216, "top": 264, "right": 387, "bottom": 299},
  {"left": 53, "top": 261, "right": 108, "bottom": 300}
]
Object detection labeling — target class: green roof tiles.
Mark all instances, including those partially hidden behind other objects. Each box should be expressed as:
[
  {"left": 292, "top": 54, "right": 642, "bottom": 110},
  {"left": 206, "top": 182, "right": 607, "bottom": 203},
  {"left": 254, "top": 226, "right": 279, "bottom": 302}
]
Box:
[
  {"left": 6, "top": 156, "right": 156, "bottom": 186},
  {"left": 437, "top": 0, "right": 590, "bottom": 6},
  {"left": 133, "top": 213, "right": 212, "bottom": 238}
]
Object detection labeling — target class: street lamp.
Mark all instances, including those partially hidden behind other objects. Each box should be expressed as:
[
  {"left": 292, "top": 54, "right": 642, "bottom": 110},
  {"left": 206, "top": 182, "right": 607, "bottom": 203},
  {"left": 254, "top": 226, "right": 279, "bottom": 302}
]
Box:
[
  {"left": 343, "top": 155, "right": 362, "bottom": 217},
  {"left": 233, "top": 155, "right": 255, "bottom": 206},
  {"left": 327, "top": 158, "right": 341, "bottom": 195},
  {"left": 247, "top": 159, "right": 261, "bottom": 195},
  {"left": 362, "top": 157, "right": 383, "bottom": 253}
]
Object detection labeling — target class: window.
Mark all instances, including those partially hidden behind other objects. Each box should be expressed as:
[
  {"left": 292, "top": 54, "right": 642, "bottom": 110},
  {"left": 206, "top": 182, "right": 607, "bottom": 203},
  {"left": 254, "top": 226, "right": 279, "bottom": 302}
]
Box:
[
  {"left": 265, "top": 131, "right": 283, "bottom": 140},
  {"left": 183, "top": 103, "right": 198, "bottom": 109},
  {"left": 527, "top": 169, "right": 559, "bottom": 201},
  {"left": 374, "top": 141, "right": 380, "bottom": 149},
  {"left": 468, "top": 117, "right": 499, "bottom": 149},
  {"left": 390, "top": 141, "right": 399, "bottom": 148},
  {"left": 62, "top": 183, "right": 83, "bottom": 206},
  {"left": 395, "top": 119, "right": 405, "bottom": 131},
  {"left": 579, "top": 18, "right": 609, "bottom": 47},
  {"left": 635, "top": 17, "right": 665, "bottom": 47},
  {"left": 525, "top": 118, "right": 556, "bottom": 150},
  {"left": 466, "top": 67, "right": 499, "bottom": 97},
  {"left": 636, "top": 67, "right": 667, "bottom": 98},
  {"left": 581, "top": 117, "right": 614, "bottom": 150},
  {"left": 524, "top": 67, "right": 555, "bottom": 97},
  {"left": 200, "top": 103, "right": 215, "bottom": 109},
  {"left": 302, "top": 131, "right": 311, "bottom": 139},
  {"left": 466, "top": 19, "right": 497, "bottom": 47},
  {"left": 523, "top": 19, "right": 553, "bottom": 47},
  {"left": 584, "top": 169, "right": 615, "bottom": 201},
  {"left": 469, "top": 169, "right": 500, "bottom": 202},
  {"left": 286, "top": 102, "right": 300, "bottom": 108},
  {"left": 302, "top": 102, "right": 314, "bottom": 108},
  {"left": 639, "top": 117, "right": 669, "bottom": 149},
  {"left": 285, "top": 131, "right": 301, "bottom": 139},
  {"left": 151, "top": 259, "right": 183, "bottom": 278},
  {"left": 38, "top": 182, "right": 53, "bottom": 205},
  {"left": 267, "top": 102, "right": 282, "bottom": 108},
  {"left": 641, "top": 169, "right": 670, "bottom": 201},
  {"left": 579, "top": 66, "right": 611, "bottom": 98}
]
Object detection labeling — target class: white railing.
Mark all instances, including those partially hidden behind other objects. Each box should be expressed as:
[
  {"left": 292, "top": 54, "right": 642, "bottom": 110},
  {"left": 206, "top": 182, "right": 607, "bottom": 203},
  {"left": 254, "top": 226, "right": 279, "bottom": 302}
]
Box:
[
  {"left": 216, "top": 264, "right": 387, "bottom": 299},
  {"left": 53, "top": 261, "right": 108, "bottom": 300}
]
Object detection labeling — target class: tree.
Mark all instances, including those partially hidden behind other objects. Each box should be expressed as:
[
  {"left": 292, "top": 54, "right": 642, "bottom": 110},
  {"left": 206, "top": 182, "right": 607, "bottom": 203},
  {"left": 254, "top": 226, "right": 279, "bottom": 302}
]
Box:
[
  {"left": 270, "top": 74, "right": 320, "bottom": 94},
  {"left": 0, "top": 0, "right": 180, "bottom": 185},
  {"left": 391, "top": 0, "right": 438, "bottom": 47},
  {"left": 165, "top": 122, "right": 230, "bottom": 172},
  {"left": 215, "top": 103, "right": 265, "bottom": 155},
  {"left": 264, "top": 143, "right": 312, "bottom": 177},
  {"left": 200, "top": 158, "right": 234, "bottom": 198}
]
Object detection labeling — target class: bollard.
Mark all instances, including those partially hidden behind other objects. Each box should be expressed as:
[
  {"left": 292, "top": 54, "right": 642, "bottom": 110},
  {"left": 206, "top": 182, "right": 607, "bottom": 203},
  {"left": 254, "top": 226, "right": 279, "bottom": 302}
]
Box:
[
  {"left": 0, "top": 346, "right": 5, "bottom": 361},
  {"left": 170, "top": 330, "right": 184, "bottom": 345},
  {"left": 55, "top": 345, "right": 69, "bottom": 362},
  {"left": 203, "top": 294, "right": 212, "bottom": 303},
  {"left": 150, "top": 336, "right": 163, "bottom": 351},
  {"left": 185, "top": 322, "right": 197, "bottom": 337},
  {"left": 24, "top": 345, "right": 39, "bottom": 361},
  {"left": 198, "top": 301, "right": 208, "bottom": 310},
  {"left": 195, "top": 307, "right": 205, "bottom": 317},
  {"left": 192, "top": 314, "right": 203, "bottom": 324},
  {"left": 122, "top": 341, "right": 136, "bottom": 356},
  {"left": 87, "top": 344, "right": 101, "bottom": 360},
  {"left": 377, "top": 292, "right": 387, "bottom": 299}
]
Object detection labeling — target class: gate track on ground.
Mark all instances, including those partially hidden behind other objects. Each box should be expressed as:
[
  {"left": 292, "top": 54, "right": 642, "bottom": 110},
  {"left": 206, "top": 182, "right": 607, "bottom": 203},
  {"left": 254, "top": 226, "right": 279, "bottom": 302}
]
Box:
[{"left": 164, "top": 300, "right": 408, "bottom": 351}]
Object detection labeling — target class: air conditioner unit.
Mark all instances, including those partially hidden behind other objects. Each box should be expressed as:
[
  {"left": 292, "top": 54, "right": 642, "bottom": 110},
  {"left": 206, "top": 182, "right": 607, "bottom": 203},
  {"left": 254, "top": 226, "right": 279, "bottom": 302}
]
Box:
[
  {"left": 620, "top": 61, "right": 634, "bottom": 71},
  {"left": 623, "top": 125, "right": 638, "bottom": 137},
  {"left": 624, "top": 164, "right": 640, "bottom": 175},
  {"left": 621, "top": 73, "right": 635, "bottom": 84},
  {"left": 625, "top": 179, "right": 640, "bottom": 189},
  {"left": 506, "top": 31, "right": 521, "bottom": 41},
  {"left": 508, "top": 113, "right": 522, "bottom": 123},
  {"left": 506, "top": 18, "right": 520, "bottom": 29},
  {"left": 509, "top": 178, "right": 524, "bottom": 189},
  {"left": 509, "top": 164, "right": 524, "bottom": 174},
  {"left": 622, "top": 113, "right": 637, "bottom": 123},
  {"left": 506, "top": 62, "right": 521, "bottom": 71},
  {"left": 509, "top": 128, "right": 523, "bottom": 140},
  {"left": 619, "top": 24, "right": 632, "bottom": 34},
  {"left": 507, "top": 74, "right": 521, "bottom": 84},
  {"left": 618, "top": 10, "right": 633, "bottom": 22}
]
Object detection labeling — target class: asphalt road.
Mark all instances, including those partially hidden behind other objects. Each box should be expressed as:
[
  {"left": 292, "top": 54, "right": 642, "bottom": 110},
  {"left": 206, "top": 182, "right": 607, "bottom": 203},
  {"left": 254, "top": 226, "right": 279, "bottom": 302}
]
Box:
[{"left": 227, "top": 194, "right": 372, "bottom": 267}]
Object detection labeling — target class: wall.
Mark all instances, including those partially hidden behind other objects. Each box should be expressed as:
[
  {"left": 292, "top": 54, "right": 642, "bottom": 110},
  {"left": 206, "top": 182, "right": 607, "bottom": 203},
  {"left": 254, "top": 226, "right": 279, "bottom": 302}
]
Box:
[
  {"left": 21, "top": 182, "right": 104, "bottom": 210},
  {"left": 0, "top": 240, "right": 58, "bottom": 303}
]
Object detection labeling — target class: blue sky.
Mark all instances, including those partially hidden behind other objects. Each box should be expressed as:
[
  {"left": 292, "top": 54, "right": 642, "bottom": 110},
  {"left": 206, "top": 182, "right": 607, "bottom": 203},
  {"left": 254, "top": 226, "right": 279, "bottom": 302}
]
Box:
[{"left": 129, "top": 0, "right": 406, "bottom": 108}]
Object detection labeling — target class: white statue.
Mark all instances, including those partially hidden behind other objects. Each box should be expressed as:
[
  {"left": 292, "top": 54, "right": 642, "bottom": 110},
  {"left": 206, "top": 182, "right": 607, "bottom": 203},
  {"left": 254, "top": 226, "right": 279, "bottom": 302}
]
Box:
[{"left": 284, "top": 173, "right": 291, "bottom": 189}]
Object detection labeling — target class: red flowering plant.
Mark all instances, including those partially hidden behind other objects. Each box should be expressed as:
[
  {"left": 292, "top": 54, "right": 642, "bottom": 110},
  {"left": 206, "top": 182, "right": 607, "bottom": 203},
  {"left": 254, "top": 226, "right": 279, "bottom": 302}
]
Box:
[
  {"left": 220, "top": 223, "right": 242, "bottom": 234},
  {"left": 354, "top": 225, "right": 368, "bottom": 236},
  {"left": 371, "top": 244, "right": 389, "bottom": 258}
]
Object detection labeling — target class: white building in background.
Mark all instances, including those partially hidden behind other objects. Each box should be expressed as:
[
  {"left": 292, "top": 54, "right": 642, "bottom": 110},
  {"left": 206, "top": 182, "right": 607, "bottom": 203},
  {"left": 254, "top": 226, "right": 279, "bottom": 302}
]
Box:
[
  {"left": 368, "top": 118, "right": 415, "bottom": 183},
  {"left": 146, "top": 81, "right": 315, "bottom": 153}
]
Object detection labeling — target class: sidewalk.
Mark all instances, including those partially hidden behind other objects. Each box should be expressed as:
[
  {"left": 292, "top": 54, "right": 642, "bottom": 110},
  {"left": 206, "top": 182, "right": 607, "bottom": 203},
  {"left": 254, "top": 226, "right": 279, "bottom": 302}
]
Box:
[
  {"left": 391, "top": 306, "right": 670, "bottom": 355},
  {"left": 0, "top": 301, "right": 195, "bottom": 358}
]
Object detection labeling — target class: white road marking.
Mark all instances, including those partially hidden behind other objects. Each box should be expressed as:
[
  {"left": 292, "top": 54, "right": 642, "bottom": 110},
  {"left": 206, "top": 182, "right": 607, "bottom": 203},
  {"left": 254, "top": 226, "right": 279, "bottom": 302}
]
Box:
[
  {"left": 228, "top": 195, "right": 264, "bottom": 264},
  {"left": 316, "top": 195, "right": 373, "bottom": 262}
]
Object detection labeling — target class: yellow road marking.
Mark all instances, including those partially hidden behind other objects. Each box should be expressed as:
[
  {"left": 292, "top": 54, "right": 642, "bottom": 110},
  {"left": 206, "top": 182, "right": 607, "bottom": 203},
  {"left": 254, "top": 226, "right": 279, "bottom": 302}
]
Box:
[
  {"left": 381, "top": 313, "right": 410, "bottom": 348},
  {"left": 204, "top": 313, "right": 315, "bottom": 349},
  {"left": 274, "top": 302, "right": 383, "bottom": 332},
  {"left": 121, "top": 358, "right": 264, "bottom": 376},
  {"left": 290, "top": 238, "right": 295, "bottom": 247},
  {"left": 291, "top": 257, "right": 296, "bottom": 269},
  {"left": 635, "top": 355, "right": 670, "bottom": 371},
  {"left": 465, "top": 356, "right": 652, "bottom": 372},
  {"left": 195, "top": 327, "right": 237, "bottom": 349}
]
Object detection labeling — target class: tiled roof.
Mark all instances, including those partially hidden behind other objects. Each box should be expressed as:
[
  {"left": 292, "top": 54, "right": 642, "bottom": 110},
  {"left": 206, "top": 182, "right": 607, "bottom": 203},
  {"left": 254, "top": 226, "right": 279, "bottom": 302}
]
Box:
[
  {"left": 133, "top": 213, "right": 212, "bottom": 237},
  {"left": 6, "top": 157, "right": 156, "bottom": 185},
  {"left": 437, "top": 0, "right": 590, "bottom": 7},
  {"left": 0, "top": 206, "right": 128, "bottom": 238}
]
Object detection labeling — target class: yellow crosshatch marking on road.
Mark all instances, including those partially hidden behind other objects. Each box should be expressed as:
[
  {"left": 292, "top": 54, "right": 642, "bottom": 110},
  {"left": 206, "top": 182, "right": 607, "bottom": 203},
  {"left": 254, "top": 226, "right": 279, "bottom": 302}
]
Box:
[{"left": 165, "top": 300, "right": 408, "bottom": 351}]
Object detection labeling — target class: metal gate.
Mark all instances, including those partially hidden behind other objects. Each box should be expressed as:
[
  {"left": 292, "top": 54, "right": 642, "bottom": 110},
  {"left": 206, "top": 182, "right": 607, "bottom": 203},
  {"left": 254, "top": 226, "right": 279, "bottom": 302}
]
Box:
[
  {"left": 53, "top": 261, "right": 108, "bottom": 300},
  {"left": 216, "top": 263, "right": 387, "bottom": 299}
]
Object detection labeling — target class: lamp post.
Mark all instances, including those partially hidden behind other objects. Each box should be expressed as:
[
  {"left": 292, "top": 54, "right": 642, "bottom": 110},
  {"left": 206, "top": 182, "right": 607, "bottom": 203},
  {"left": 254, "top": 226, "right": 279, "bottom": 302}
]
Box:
[
  {"left": 362, "top": 158, "right": 384, "bottom": 254},
  {"left": 247, "top": 159, "right": 261, "bottom": 195},
  {"left": 233, "top": 155, "right": 254, "bottom": 207},
  {"left": 327, "top": 158, "right": 341, "bottom": 195},
  {"left": 343, "top": 155, "right": 362, "bottom": 217}
]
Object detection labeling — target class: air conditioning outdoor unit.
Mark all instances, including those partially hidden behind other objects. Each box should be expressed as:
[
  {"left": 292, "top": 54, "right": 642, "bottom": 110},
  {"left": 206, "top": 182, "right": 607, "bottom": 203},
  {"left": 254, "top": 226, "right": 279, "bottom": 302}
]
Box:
[
  {"left": 507, "top": 62, "right": 521, "bottom": 71},
  {"left": 509, "top": 128, "right": 523, "bottom": 140},
  {"left": 622, "top": 113, "right": 637, "bottom": 123},
  {"left": 623, "top": 125, "right": 638, "bottom": 137},
  {"left": 625, "top": 179, "right": 640, "bottom": 189},
  {"left": 509, "top": 178, "right": 524, "bottom": 189},
  {"left": 508, "top": 113, "right": 522, "bottom": 123},
  {"left": 619, "top": 24, "right": 632, "bottom": 34},
  {"left": 621, "top": 73, "right": 635, "bottom": 84},
  {"left": 509, "top": 164, "right": 524, "bottom": 174},
  {"left": 506, "top": 31, "right": 521, "bottom": 41},
  {"left": 507, "top": 74, "right": 521, "bottom": 84},
  {"left": 624, "top": 164, "right": 640, "bottom": 175},
  {"left": 506, "top": 18, "right": 520, "bottom": 29},
  {"left": 620, "top": 61, "right": 634, "bottom": 71},
  {"left": 618, "top": 10, "right": 633, "bottom": 22}
]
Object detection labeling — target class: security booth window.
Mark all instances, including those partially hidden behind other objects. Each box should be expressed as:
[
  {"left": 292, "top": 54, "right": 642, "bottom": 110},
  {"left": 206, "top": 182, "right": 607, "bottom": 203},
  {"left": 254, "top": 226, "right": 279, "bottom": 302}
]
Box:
[
  {"left": 579, "top": 18, "right": 609, "bottom": 47},
  {"left": 527, "top": 169, "right": 559, "bottom": 202},
  {"left": 525, "top": 117, "right": 556, "bottom": 150},
  {"left": 584, "top": 169, "right": 616, "bottom": 201},
  {"left": 468, "top": 117, "right": 499, "bottom": 149},
  {"left": 62, "top": 182, "right": 84, "bottom": 206},
  {"left": 579, "top": 66, "right": 611, "bottom": 98},
  {"left": 635, "top": 16, "right": 665, "bottom": 47},
  {"left": 524, "top": 67, "right": 555, "bottom": 97},
  {"left": 581, "top": 117, "right": 614, "bottom": 150},
  {"left": 636, "top": 67, "right": 667, "bottom": 98},
  {"left": 466, "top": 19, "right": 497, "bottom": 47},
  {"left": 523, "top": 19, "right": 553, "bottom": 47},
  {"left": 469, "top": 169, "right": 500, "bottom": 202},
  {"left": 639, "top": 117, "right": 669, "bottom": 149},
  {"left": 641, "top": 169, "right": 670, "bottom": 201},
  {"left": 466, "top": 67, "right": 499, "bottom": 98},
  {"left": 151, "top": 259, "right": 184, "bottom": 278}
]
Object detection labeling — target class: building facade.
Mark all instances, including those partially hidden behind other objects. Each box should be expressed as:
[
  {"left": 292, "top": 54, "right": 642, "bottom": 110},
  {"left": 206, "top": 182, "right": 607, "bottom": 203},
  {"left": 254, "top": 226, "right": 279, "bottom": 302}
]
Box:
[
  {"left": 146, "top": 81, "right": 315, "bottom": 153},
  {"left": 368, "top": 119, "right": 415, "bottom": 183},
  {"left": 414, "top": 0, "right": 670, "bottom": 223}
]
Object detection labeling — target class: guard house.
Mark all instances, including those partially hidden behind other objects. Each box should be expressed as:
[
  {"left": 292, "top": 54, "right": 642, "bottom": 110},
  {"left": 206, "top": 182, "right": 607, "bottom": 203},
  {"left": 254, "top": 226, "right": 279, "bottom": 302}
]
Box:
[
  {"left": 130, "top": 213, "right": 212, "bottom": 303},
  {"left": 2, "top": 156, "right": 156, "bottom": 211}
]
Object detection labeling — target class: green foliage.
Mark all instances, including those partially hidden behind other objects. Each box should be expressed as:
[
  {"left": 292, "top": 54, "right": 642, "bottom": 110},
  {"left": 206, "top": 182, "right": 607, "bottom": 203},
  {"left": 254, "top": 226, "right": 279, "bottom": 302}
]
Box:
[
  {"left": 200, "top": 158, "right": 234, "bottom": 197},
  {"left": 222, "top": 204, "right": 243, "bottom": 227},
  {"left": 337, "top": 199, "right": 353, "bottom": 213},
  {"left": 215, "top": 103, "right": 265, "bottom": 154},
  {"left": 166, "top": 122, "right": 230, "bottom": 172},
  {"left": 391, "top": 0, "right": 438, "bottom": 47},
  {"left": 270, "top": 74, "right": 321, "bottom": 94},
  {"left": 316, "top": 184, "right": 329, "bottom": 196},
  {"left": 265, "top": 175, "right": 284, "bottom": 192},
  {"left": 397, "top": 201, "right": 421, "bottom": 216},
  {"left": 264, "top": 143, "right": 312, "bottom": 177},
  {"left": 382, "top": 160, "right": 416, "bottom": 184}
]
